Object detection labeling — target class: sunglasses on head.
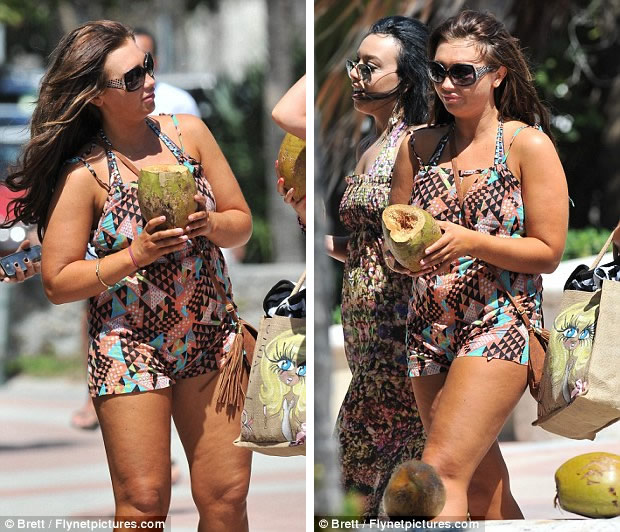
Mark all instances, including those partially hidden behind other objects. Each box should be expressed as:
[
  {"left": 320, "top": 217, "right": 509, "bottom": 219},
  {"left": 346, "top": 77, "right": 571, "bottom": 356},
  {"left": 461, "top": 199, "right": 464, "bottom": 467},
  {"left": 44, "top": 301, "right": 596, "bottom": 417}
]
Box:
[
  {"left": 427, "top": 61, "right": 496, "bottom": 86},
  {"left": 106, "top": 52, "right": 154, "bottom": 92}
]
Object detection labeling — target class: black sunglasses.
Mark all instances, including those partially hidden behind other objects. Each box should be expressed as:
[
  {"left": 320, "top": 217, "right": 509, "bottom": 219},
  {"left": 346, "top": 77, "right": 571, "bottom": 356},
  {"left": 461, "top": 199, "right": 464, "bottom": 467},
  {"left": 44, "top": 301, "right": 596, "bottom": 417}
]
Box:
[
  {"left": 106, "top": 52, "right": 154, "bottom": 92},
  {"left": 428, "top": 61, "right": 496, "bottom": 87}
]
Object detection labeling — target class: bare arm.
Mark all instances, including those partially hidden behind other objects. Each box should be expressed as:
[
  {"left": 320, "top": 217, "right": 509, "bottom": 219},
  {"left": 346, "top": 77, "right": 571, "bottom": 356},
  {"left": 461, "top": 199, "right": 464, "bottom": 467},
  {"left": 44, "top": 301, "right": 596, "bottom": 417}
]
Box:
[
  {"left": 420, "top": 129, "right": 569, "bottom": 275},
  {"left": 271, "top": 75, "right": 306, "bottom": 140},
  {"left": 325, "top": 235, "right": 349, "bottom": 262},
  {"left": 179, "top": 115, "right": 253, "bottom": 248},
  {"left": 42, "top": 164, "right": 189, "bottom": 305},
  {"left": 389, "top": 133, "right": 418, "bottom": 205}
]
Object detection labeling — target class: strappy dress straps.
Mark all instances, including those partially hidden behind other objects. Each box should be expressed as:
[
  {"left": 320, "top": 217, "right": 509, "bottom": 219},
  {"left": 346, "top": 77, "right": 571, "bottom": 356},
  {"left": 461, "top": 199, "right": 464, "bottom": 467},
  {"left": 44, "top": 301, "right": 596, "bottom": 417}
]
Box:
[
  {"left": 409, "top": 126, "right": 451, "bottom": 168},
  {"left": 66, "top": 144, "right": 111, "bottom": 192},
  {"left": 501, "top": 123, "right": 542, "bottom": 163},
  {"left": 428, "top": 129, "right": 451, "bottom": 166},
  {"left": 171, "top": 114, "right": 185, "bottom": 154}
]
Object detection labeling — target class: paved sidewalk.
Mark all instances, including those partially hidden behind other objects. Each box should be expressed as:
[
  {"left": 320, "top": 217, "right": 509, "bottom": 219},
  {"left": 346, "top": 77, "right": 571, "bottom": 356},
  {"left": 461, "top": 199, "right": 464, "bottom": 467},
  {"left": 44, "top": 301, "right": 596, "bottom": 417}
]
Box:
[{"left": 0, "top": 376, "right": 306, "bottom": 531}]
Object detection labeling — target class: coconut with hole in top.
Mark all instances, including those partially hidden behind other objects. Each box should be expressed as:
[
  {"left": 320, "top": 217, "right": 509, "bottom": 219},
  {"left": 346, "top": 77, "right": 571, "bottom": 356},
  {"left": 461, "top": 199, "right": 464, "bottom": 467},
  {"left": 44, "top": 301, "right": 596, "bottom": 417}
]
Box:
[
  {"left": 138, "top": 164, "right": 198, "bottom": 230},
  {"left": 554, "top": 452, "right": 620, "bottom": 518},
  {"left": 381, "top": 205, "right": 442, "bottom": 272},
  {"left": 383, "top": 460, "right": 446, "bottom": 519},
  {"left": 277, "top": 133, "right": 306, "bottom": 201}
]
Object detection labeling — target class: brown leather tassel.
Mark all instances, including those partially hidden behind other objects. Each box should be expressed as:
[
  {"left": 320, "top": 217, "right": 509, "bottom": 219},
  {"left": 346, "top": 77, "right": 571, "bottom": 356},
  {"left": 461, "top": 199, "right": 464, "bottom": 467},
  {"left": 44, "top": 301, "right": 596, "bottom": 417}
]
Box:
[{"left": 216, "top": 327, "right": 246, "bottom": 409}]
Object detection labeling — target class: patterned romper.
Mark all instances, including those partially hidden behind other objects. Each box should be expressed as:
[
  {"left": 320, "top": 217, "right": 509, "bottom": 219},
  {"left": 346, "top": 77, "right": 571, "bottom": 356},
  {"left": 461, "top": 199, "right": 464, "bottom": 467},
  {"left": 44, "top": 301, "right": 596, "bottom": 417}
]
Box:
[
  {"left": 70, "top": 117, "right": 238, "bottom": 397},
  {"left": 407, "top": 121, "right": 543, "bottom": 376},
  {"left": 338, "top": 121, "right": 425, "bottom": 516}
]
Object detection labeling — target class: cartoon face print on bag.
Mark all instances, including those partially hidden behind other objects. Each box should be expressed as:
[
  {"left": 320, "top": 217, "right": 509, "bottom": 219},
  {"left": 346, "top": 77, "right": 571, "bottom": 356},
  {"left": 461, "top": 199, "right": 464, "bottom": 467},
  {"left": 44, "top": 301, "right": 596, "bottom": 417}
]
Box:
[
  {"left": 259, "top": 328, "right": 306, "bottom": 442},
  {"left": 549, "top": 300, "right": 598, "bottom": 405}
]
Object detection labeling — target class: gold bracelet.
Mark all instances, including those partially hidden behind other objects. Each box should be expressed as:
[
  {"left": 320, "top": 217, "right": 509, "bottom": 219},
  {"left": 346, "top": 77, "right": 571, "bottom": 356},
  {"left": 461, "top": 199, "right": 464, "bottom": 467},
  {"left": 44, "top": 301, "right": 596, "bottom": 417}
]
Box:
[{"left": 96, "top": 258, "right": 113, "bottom": 289}]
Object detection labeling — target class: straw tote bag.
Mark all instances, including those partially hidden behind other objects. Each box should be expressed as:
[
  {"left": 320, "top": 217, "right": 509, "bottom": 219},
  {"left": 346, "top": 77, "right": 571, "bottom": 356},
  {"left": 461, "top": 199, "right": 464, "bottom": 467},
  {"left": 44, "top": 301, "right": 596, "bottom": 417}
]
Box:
[{"left": 533, "top": 232, "right": 620, "bottom": 440}]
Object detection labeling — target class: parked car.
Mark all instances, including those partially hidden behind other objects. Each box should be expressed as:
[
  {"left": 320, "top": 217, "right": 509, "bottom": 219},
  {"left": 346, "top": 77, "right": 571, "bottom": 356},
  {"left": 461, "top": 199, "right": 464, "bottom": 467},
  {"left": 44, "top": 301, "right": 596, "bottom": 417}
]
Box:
[{"left": 0, "top": 117, "right": 32, "bottom": 256}]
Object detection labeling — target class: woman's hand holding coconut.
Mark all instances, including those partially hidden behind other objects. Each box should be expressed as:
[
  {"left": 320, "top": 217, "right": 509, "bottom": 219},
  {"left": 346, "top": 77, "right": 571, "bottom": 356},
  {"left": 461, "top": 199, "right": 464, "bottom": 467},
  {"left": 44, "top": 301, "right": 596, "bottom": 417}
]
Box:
[
  {"left": 415, "top": 220, "right": 476, "bottom": 276},
  {"left": 183, "top": 194, "right": 215, "bottom": 240},
  {"left": 128, "top": 215, "right": 190, "bottom": 269}
]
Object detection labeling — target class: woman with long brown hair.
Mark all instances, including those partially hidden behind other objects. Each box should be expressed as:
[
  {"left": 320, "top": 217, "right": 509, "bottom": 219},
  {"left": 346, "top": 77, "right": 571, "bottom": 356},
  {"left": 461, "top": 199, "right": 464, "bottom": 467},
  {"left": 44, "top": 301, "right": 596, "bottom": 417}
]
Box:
[
  {"left": 4, "top": 20, "right": 252, "bottom": 531},
  {"left": 388, "top": 10, "right": 568, "bottom": 520}
]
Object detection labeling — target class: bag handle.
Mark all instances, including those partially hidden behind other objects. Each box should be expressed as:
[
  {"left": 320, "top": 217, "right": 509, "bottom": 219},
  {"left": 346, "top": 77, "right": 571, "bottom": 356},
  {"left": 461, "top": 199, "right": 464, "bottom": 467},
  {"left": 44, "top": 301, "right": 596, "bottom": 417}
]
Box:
[
  {"left": 589, "top": 231, "right": 617, "bottom": 270},
  {"left": 290, "top": 270, "right": 306, "bottom": 296}
]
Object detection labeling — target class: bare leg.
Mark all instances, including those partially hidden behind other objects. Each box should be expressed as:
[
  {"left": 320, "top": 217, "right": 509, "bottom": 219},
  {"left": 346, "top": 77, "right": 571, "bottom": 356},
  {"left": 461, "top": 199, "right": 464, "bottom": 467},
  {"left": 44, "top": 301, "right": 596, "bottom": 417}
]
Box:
[
  {"left": 412, "top": 358, "right": 527, "bottom": 520},
  {"left": 467, "top": 440, "right": 523, "bottom": 519},
  {"left": 94, "top": 389, "right": 172, "bottom": 530},
  {"left": 173, "top": 371, "right": 252, "bottom": 532}
]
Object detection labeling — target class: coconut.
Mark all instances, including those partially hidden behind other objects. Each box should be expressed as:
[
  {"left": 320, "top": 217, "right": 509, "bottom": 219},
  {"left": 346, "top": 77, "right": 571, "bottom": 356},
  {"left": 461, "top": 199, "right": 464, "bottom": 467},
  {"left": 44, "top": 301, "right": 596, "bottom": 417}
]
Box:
[
  {"left": 381, "top": 205, "right": 442, "bottom": 272},
  {"left": 383, "top": 460, "right": 446, "bottom": 519},
  {"left": 277, "top": 133, "right": 306, "bottom": 201},
  {"left": 138, "top": 164, "right": 197, "bottom": 230},
  {"left": 555, "top": 452, "right": 620, "bottom": 518}
]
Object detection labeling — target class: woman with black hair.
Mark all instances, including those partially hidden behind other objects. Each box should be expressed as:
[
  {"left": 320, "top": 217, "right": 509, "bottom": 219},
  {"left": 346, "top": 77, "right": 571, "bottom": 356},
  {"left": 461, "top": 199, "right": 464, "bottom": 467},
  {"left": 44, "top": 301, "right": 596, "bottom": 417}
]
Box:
[
  {"left": 324, "top": 16, "right": 429, "bottom": 516},
  {"left": 389, "top": 10, "right": 568, "bottom": 520}
]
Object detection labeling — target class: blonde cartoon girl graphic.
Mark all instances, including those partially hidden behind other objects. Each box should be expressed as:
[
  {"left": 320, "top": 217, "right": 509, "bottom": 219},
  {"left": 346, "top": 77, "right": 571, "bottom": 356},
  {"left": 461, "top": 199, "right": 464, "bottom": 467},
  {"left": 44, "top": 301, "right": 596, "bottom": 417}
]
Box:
[
  {"left": 549, "top": 301, "right": 598, "bottom": 404},
  {"left": 259, "top": 328, "right": 306, "bottom": 442}
]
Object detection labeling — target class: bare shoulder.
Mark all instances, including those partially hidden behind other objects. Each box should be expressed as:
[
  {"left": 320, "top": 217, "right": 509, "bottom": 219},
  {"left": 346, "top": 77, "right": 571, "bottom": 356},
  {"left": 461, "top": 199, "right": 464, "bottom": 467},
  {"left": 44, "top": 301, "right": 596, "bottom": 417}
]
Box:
[
  {"left": 504, "top": 120, "right": 554, "bottom": 155},
  {"left": 155, "top": 114, "right": 215, "bottom": 160},
  {"left": 410, "top": 124, "right": 450, "bottom": 163}
]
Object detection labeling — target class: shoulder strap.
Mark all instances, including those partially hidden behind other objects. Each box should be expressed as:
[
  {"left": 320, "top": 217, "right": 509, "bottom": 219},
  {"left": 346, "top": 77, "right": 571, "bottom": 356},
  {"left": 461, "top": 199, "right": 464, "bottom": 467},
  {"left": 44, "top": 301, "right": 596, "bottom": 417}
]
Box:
[
  {"left": 428, "top": 129, "right": 451, "bottom": 166},
  {"left": 94, "top": 140, "right": 141, "bottom": 179},
  {"left": 409, "top": 133, "right": 424, "bottom": 168},
  {"left": 67, "top": 149, "right": 111, "bottom": 192},
  {"left": 503, "top": 124, "right": 541, "bottom": 162},
  {"left": 171, "top": 114, "right": 185, "bottom": 154}
]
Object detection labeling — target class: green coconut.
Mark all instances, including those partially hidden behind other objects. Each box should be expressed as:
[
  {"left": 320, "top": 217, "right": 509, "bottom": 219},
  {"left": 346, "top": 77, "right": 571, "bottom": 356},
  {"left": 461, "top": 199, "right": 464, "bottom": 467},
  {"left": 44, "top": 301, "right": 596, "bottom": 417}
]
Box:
[
  {"left": 381, "top": 205, "right": 442, "bottom": 272},
  {"left": 137, "top": 164, "right": 197, "bottom": 230},
  {"left": 383, "top": 460, "right": 446, "bottom": 519},
  {"left": 277, "top": 133, "right": 306, "bottom": 201},
  {"left": 555, "top": 452, "right": 620, "bottom": 518}
]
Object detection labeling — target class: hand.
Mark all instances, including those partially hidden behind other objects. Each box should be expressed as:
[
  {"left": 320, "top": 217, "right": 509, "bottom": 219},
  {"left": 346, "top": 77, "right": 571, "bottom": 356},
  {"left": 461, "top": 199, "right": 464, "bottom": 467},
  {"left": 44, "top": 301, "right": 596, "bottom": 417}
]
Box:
[
  {"left": 131, "top": 216, "right": 189, "bottom": 267},
  {"left": 184, "top": 194, "right": 214, "bottom": 240},
  {"left": 275, "top": 160, "right": 306, "bottom": 224},
  {"left": 382, "top": 242, "right": 416, "bottom": 277},
  {"left": 416, "top": 220, "right": 477, "bottom": 275},
  {"left": 1, "top": 239, "right": 42, "bottom": 283}
]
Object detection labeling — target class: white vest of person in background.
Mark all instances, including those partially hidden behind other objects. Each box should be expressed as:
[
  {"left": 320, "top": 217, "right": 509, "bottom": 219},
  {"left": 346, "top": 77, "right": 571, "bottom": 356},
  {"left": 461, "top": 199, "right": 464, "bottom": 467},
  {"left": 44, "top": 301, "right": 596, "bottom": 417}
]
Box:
[{"left": 152, "top": 82, "right": 201, "bottom": 118}]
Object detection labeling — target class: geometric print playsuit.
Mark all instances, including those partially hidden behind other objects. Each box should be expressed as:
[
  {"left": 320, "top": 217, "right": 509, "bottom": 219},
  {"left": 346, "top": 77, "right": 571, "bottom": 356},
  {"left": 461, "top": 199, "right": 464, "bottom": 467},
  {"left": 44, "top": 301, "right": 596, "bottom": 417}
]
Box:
[
  {"left": 407, "top": 120, "right": 544, "bottom": 377},
  {"left": 69, "top": 116, "right": 238, "bottom": 397},
  {"left": 338, "top": 120, "right": 425, "bottom": 516}
]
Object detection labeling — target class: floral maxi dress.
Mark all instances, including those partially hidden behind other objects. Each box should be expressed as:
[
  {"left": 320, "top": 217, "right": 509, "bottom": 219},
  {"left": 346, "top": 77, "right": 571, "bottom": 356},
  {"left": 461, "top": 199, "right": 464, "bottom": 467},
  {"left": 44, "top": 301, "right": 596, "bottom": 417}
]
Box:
[{"left": 338, "top": 122, "right": 425, "bottom": 516}]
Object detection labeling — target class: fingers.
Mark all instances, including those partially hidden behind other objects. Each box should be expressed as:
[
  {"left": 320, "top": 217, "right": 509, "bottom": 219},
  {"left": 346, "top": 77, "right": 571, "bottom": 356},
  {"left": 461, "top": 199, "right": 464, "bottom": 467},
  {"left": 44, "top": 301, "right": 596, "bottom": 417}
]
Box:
[
  {"left": 193, "top": 194, "right": 207, "bottom": 210},
  {"left": 13, "top": 263, "right": 26, "bottom": 282},
  {"left": 144, "top": 216, "right": 168, "bottom": 234},
  {"left": 17, "top": 239, "right": 31, "bottom": 252},
  {"left": 284, "top": 188, "right": 295, "bottom": 204},
  {"left": 274, "top": 159, "right": 281, "bottom": 179},
  {"left": 276, "top": 178, "right": 287, "bottom": 197}
]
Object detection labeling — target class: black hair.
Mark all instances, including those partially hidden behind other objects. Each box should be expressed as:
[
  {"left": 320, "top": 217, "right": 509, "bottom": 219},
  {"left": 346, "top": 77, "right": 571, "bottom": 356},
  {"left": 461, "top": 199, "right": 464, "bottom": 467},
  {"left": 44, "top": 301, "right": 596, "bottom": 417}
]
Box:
[
  {"left": 366, "top": 16, "right": 429, "bottom": 126},
  {"left": 133, "top": 27, "right": 157, "bottom": 56}
]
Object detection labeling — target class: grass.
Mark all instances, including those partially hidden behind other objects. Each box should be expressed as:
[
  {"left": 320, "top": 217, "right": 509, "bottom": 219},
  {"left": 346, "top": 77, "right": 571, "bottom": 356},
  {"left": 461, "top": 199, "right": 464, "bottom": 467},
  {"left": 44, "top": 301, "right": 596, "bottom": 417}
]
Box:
[{"left": 4, "top": 353, "right": 84, "bottom": 379}]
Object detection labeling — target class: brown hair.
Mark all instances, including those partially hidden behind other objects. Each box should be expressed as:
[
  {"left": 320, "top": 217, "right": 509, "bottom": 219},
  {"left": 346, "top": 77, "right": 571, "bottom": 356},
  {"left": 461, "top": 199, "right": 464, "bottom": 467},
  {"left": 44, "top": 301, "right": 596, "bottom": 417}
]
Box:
[
  {"left": 2, "top": 20, "right": 134, "bottom": 240},
  {"left": 428, "top": 10, "right": 552, "bottom": 140}
]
